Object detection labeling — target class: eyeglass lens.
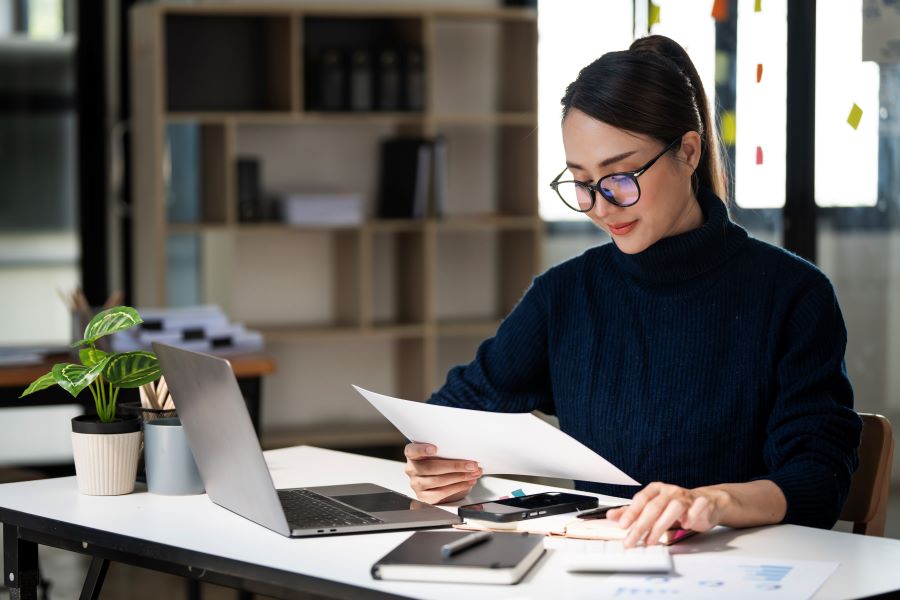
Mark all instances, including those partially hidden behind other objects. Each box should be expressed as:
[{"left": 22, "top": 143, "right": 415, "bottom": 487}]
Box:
[{"left": 555, "top": 171, "right": 640, "bottom": 211}]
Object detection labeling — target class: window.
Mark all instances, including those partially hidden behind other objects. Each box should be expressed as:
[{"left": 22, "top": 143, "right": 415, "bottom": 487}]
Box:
[{"left": 537, "top": 1, "right": 633, "bottom": 222}]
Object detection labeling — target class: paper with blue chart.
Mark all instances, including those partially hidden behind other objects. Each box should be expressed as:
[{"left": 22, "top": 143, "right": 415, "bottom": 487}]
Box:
[
  {"left": 352, "top": 385, "right": 639, "bottom": 485},
  {"left": 598, "top": 555, "right": 837, "bottom": 599}
]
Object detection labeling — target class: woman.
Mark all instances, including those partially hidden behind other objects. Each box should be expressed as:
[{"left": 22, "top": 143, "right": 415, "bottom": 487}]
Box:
[{"left": 404, "top": 35, "right": 861, "bottom": 547}]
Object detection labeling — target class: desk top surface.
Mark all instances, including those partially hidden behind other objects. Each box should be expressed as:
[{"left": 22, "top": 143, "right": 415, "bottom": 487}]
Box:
[
  {"left": 0, "top": 352, "right": 276, "bottom": 387},
  {"left": 1, "top": 445, "right": 898, "bottom": 600}
]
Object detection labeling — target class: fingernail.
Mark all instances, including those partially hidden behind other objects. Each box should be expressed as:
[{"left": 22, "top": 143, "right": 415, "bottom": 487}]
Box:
[
  {"left": 465, "top": 462, "right": 477, "bottom": 471},
  {"left": 425, "top": 446, "right": 436, "bottom": 455}
]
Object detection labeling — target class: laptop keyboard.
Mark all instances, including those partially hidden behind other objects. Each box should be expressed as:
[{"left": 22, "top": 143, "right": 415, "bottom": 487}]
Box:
[{"left": 278, "top": 489, "right": 385, "bottom": 530}]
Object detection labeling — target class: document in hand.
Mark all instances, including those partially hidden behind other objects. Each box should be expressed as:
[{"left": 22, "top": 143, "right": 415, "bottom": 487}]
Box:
[{"left": 352, "top": 386, "right": 639, "bottom": 485}]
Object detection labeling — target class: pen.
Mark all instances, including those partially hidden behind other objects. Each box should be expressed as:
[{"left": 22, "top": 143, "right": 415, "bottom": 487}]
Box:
[
  {"left": 440, "top": 531, "right": 492, "bottom": 558},
  {"left": 576, "top": 504, "right": 628, "bottom": 520}
]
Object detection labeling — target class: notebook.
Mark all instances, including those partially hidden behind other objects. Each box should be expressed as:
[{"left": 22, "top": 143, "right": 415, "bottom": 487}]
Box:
[
  {"left": 153, "top": 343, "right": 460, "bottom": 537},
  {"left": 371, "top": 531, "right": 545, "bottom": 585}
]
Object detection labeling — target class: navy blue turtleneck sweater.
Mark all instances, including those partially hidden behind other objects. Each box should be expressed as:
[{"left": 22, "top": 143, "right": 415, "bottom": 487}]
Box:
[{"left": 428, "top": 189, "right": 861, "bottom": 529}]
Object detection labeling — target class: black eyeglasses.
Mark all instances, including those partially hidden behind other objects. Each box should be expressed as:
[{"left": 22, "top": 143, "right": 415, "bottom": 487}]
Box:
[{"left": 549, "top": 136, "right": 684, "bottom": 212}]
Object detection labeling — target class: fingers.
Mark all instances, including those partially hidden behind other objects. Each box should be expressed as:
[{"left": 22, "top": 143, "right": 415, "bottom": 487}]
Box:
[
  {"left": 414, "top": 476, "right": 480, "bottom": 505},
  {"left": 623, "top": 491, "right": 673, "bottom": 548},
  {"left": 681, "top": 496, "right": 714, "bottom": 531},
  {"left": 403, "top": 442, "right": 482, "bottom": 504},
  {"left": 645, "top": 499, "right": 688, "bottom": 546},
  {"left": 614, "top": 482, "right": 663, "bottom": 529},
  {"left": 404, "top": 442, "right": 437, "bottom": 460}
]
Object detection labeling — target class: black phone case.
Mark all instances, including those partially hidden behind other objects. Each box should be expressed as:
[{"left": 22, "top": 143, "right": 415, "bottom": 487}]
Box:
[{"left": 458, "top": 494, "right": 598, "bottom": 523}]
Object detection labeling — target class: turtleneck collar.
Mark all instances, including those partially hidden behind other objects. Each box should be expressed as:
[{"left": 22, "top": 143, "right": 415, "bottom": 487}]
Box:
[{"left": 610, "top": 187, "right": 748, "bottom": 285}]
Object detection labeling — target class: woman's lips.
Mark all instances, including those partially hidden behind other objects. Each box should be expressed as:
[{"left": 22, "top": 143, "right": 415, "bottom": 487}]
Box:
[{"left": 608, "top": 220, "right": 638, "bottom": 236}]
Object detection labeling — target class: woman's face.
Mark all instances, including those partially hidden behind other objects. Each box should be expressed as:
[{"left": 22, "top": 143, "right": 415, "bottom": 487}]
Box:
[{"left": 561, "top": 108, "right": 702, "bottom": 254}]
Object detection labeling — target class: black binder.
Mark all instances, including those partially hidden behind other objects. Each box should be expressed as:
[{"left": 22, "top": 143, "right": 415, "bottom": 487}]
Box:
[
  {"left": 371, "top": 531, "right": 545, "bottom": 584},
  {"left": 376, "top": 138, "right": 432, "bottom": 219}
]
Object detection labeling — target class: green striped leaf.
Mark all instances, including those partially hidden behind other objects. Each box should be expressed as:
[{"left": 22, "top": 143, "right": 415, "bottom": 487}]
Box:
[
  {"left": 80, "top": 348, "right": 111, "bottom": 368},
  {"left": 71, "top": 306, "right": 143, "bottom": 347},
  {"left": 51, "top": 362, "right": 106, "bottom": 398},
  {"left": 19, "top": 372, "right": 57, "bottom": 398},
  {"left": 104, "top": 351, "right": 160, "bottom": 389}
]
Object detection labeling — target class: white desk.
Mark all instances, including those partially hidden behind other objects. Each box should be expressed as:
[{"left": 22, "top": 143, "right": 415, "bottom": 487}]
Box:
[{"left": 1, "top": 445, "right": 899, "bottom": 599}]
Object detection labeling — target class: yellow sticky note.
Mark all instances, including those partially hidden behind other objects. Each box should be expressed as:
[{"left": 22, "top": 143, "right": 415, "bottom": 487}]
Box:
[
  {"left": 721, "top": 111, "right": 736, "bottom": 145},
  {"left": 847, "top": 103, "right": 863, "bottom": 130},
  {"left": 649, "top": 2, "right": 661, "bottom": 28},
  {"left": 755, "top": 0, "right": 762, "bottom": 12},
  {"left": 715, "top": 51, "right": 730, "bottom": 86}
]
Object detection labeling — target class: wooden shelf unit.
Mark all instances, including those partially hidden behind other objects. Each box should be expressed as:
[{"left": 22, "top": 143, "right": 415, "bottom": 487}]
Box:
[{"left": 130, "top": 3, "right": 541, "bottom": 438}]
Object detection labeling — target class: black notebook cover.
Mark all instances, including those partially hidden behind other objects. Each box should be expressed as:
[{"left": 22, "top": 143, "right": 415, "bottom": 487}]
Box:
[{"left": 371, "top": 531, "right": 545, "bottom": 585}]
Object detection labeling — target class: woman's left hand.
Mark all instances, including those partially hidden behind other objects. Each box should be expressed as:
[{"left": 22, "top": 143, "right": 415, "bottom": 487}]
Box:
[{"left": 605, "top": 482, "right": 729, "bottom": 548}]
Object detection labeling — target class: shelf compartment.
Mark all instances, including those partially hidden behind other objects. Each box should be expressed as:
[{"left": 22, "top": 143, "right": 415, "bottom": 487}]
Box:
[
  {"left": 165, "top": 14, "right": 293, "bottom": 112},
  {"left": 303, "top": 16, "right": 425, "bottom": 113},
  {"left": 219, "top": 229, "right": 363, "bottom": 329},
  {"left": 369, "top": 229, "right": 428, "bottom": 326},
  {"left": 430, "top": 18, "right": 536, "bottom": 114},
  {"left": 234, "top": 121, "right": 396, "bottom": 221},
  {"left": 165, "top": 122, "right": 234, "bottom": 225},
  {"left": 434, "top": 228, "right": 538, "bottom": 324}
]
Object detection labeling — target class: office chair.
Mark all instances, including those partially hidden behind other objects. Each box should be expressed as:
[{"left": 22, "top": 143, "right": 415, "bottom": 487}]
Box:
[{"left": 839, "top": 413, "right": 895, "bottom": 536}]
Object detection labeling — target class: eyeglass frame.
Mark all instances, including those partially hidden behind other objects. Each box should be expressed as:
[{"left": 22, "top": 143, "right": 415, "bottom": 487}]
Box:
[{"left": 549, "top": 134, "right": 685, "bottom": 212}]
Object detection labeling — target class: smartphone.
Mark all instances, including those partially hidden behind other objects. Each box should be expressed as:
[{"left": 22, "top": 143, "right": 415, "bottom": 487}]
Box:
[{"left": 458, "top": 492, "right": 599, "bottom": 523}]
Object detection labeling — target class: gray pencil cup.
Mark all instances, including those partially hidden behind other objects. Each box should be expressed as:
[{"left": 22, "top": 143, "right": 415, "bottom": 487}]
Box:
[{"left": 143, "top": 418, "right": 204, "bottom": 495}]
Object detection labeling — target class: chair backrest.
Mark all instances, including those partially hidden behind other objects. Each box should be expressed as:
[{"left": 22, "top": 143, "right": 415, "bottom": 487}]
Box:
[{"left": 839, "top": 413, "right": 894, "bottom": 536}]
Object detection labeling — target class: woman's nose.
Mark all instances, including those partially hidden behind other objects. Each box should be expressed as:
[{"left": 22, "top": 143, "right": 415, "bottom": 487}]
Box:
[{"left": 591, "top": 195, "right": 612, "bottom": 219}]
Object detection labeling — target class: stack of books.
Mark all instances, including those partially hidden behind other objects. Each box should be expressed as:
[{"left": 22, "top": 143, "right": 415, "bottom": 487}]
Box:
[{"left": 111, "top": 305, "right": 263, "bottom": 355}]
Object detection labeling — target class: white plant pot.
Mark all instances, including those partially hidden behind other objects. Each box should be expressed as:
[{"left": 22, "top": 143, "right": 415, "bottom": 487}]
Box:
[{"left": 71, "top": 416, "right": 142, "bottom": 496}]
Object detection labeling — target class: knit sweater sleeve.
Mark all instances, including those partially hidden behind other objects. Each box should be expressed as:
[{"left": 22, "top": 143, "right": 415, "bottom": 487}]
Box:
[
  {"left": 755, "top": 274, "right": 862, "bottom": 529},
  {"left": 426, "top": 276, "right": 554, "bottom": 414}
]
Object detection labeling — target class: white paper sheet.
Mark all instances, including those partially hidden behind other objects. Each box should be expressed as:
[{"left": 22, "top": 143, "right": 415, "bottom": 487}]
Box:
[
  {"left": 352, "top": 385, "right": 639, "bottom": 486},
  {"left": 597, "top": 555, "right": 838, "bottom": 599}
]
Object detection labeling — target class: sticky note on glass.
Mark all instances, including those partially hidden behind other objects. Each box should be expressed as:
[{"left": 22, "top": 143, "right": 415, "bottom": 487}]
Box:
[
  {"left": 755, "top": 0, "right": 762, "bottom": 12},
  {"left": 756, "top": 146, "right": 763, "bottom": 165},
  {"left": 756, "top": 63, "right": 763, "bottom": 83},
  {"left": 847, "top": 103, "right": 863, "bottom": 129},
  {"left": 712, "top": 0, "right": 729, "bottom": 22},
  {"left": 721, "top": 111, "right": 736, "bottom": 145},
  {"left": 511, "top": 488, "right": 525, "bottom": 497},
  {"left": 715, "top": 51, "right": 730, "bottom": 85},
  {"left": 649, "top": 2, "right": 661, "bottom": 27}
]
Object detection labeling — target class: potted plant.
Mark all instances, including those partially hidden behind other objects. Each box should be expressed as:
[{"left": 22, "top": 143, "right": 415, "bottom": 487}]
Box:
[{"left": 20, "top": 306, "right": 160, "bottom": 495}]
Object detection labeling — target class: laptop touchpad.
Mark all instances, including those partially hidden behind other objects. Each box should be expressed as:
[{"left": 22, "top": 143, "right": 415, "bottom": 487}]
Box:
[{"left": 332, "top": 492, "right": 420, "bottom": 513}]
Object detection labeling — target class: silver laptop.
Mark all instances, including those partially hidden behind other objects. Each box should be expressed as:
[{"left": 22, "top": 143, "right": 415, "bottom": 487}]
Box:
[{"left": 153, "top": 343, "right": 461, "bottom": 537}]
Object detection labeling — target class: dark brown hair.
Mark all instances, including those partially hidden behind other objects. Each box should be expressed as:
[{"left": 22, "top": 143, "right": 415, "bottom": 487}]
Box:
[{"left": 561, "top": 35, "right": 727, "bottom": 201}]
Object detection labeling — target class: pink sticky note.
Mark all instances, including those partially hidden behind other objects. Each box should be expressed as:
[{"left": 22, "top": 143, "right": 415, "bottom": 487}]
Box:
[{"left": 756, "top": 146, "right": 764, "bottom": 165}]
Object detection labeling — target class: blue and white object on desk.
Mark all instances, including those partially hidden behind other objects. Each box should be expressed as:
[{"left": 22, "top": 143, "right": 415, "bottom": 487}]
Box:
[{"left": 111, "top": 305, "right": 264, "bottom": 354}]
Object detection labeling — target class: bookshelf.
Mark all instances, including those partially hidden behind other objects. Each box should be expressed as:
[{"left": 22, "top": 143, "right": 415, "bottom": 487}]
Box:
[{"left": 129, "top": 3, "right": 541, "bottom": 447}]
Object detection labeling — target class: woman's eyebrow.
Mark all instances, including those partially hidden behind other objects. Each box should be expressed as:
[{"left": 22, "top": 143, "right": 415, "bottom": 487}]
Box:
[
  {"left": 598, "top": 150, "right": 638, "bottom": 168},
  {"left": 565, "top": 149, "right": 638, "bottom": 172}
]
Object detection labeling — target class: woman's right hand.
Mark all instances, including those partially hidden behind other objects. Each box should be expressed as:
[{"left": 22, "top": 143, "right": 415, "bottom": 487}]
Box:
[{"left": 404, "top": 442, "right": 483, "bottom": 504}]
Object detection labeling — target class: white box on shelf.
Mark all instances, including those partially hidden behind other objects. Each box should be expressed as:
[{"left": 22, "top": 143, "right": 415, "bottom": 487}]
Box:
[{"left": 280, "top": 192, "right": 364, "bottom": 227}]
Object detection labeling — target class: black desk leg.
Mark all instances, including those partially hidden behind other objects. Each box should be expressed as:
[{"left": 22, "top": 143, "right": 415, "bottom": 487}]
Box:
[
  {"left": 79, "top": 557, "right": 110, "bottom": 600},
  {"left": 3, "top": 525, "right": 39, "bottom": 600}
]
